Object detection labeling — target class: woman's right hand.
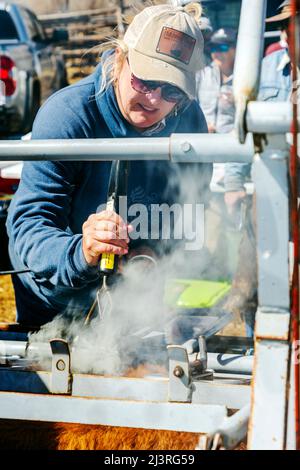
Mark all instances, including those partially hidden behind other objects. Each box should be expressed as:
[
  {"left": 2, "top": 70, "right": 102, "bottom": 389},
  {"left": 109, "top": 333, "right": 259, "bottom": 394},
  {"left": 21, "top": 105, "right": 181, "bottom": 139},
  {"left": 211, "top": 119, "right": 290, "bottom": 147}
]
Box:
[{"left": 82, "top": 210, "right": 131, "bottom": 266}]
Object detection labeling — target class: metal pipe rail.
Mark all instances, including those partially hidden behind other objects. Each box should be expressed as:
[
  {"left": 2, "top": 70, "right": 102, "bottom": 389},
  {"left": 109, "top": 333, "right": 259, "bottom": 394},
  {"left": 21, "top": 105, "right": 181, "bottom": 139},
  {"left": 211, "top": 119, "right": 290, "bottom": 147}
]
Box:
[
  {"left": 0, "top": 133, "right": 255, "bottom": 163},
  {"left": 247, "top": 102, "right": 300, "bottom": 134},
  {"left": 233, "top": 0, "right": 267, "bottom": 143},
  {"left": 0, "top": 102, "right": 299, "bottom": 163},
  {"left": 207, "top": 353, "right": 253, "bottom": 375},
  {"left": 0, "top": 369, "right": 250, "bottom": 419},
  {"left": 0, "top": 340, "right": 253, "bottom": 374},
  {"left": 0, "top": 389, "right": 229, "bottom": 433}
]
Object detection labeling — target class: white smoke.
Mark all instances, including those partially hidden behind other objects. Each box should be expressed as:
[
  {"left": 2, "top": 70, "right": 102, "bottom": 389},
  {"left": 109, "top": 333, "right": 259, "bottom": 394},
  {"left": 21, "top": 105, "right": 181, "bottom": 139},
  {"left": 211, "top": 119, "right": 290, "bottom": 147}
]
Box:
[{"left": 28, "top": 164, "right": 244, "bottom": 375}]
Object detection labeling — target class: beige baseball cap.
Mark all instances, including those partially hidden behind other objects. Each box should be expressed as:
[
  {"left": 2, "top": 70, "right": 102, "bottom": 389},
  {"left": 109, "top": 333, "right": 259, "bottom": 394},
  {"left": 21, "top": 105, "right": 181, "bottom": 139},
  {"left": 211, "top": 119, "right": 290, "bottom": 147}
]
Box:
[{"left": 123, "top": 4, "right": 204, "bottom": 99}]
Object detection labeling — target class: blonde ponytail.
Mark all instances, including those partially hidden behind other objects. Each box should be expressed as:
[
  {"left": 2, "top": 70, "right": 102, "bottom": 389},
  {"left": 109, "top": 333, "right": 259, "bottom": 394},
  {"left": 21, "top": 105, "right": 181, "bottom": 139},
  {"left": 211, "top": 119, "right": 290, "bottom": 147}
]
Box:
[{"left": 183, "top": 2, "right": 203, "bottom": 22}]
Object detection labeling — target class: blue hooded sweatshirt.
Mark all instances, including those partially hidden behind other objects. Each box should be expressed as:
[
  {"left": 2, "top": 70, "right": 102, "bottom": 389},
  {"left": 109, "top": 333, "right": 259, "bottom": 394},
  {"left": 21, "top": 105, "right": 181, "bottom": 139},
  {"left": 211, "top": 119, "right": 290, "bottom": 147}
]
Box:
[{"left": 7, "top": 59, "right": 211, "bottom": 326}]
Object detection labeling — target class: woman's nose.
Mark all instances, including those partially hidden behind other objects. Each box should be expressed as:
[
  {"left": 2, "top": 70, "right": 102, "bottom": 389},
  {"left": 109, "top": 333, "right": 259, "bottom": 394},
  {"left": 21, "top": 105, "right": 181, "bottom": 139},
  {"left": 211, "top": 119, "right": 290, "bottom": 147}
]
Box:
[{"left": 145, "top": 87, "right": 162, "bottom": 102}]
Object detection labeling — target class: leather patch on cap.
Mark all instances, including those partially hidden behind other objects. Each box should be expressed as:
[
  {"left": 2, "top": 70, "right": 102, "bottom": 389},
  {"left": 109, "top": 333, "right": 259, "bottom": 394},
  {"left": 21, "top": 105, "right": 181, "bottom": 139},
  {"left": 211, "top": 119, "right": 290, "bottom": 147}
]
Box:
[{"left": 156, "top": 27, "right": 196, "bottom": 64}]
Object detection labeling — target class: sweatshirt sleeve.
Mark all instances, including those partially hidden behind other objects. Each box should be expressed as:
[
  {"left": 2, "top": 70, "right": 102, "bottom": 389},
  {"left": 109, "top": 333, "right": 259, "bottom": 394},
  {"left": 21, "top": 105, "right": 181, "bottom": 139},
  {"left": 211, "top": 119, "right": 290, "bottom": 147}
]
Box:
[
  {"left": 7, "top": 92, "right": 99, "bottom": 288},
  {"left": 224, "top": 163, "right": 251, "bottom": 192},
  {"left": 8, "top": 161, "right": 99, "bottom": 288}
]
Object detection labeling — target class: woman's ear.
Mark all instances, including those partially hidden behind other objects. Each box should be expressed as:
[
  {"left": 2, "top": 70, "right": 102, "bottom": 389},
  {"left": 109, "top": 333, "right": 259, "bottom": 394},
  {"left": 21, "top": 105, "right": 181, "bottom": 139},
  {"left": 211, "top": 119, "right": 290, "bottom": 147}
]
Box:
[
  {"left": 113, "top": 47, "right": 125, "bottom": 80},
  {"left": 115, "top": 47, "right": 122, "bottom": 59}
]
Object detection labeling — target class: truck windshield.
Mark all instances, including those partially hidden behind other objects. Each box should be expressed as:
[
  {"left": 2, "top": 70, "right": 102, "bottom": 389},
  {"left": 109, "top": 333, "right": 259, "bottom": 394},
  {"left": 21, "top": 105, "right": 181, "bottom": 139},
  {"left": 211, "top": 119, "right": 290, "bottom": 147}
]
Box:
[{"left": 0, "top": 11, "right": 19, "bottom": 40}]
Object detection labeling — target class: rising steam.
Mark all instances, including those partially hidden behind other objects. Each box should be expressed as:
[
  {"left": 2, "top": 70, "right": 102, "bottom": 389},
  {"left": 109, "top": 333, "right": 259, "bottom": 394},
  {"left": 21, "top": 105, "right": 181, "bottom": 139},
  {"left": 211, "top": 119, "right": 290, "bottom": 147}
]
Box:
[{"left": 29, "top": 163, "right": 243, "bottom": 375}]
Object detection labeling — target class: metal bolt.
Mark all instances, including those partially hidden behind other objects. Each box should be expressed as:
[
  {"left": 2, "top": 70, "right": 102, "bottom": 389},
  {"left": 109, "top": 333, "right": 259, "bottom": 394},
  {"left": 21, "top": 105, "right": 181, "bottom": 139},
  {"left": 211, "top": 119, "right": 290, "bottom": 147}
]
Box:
[
  {"left": 173, "top": 365, "right": 184, "bottom": 378},
  {"left": 181, "top": 141, "right": 191, "bottom": 153},
  {"left": 56, "top": 359, "right": 66, "bottom": 371}
]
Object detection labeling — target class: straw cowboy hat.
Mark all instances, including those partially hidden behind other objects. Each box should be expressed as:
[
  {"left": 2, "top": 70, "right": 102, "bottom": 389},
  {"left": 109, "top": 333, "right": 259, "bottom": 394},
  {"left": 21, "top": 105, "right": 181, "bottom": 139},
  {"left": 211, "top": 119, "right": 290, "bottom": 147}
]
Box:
[{"left": 265, "top": 0, "right": 292, "bottom": 23}]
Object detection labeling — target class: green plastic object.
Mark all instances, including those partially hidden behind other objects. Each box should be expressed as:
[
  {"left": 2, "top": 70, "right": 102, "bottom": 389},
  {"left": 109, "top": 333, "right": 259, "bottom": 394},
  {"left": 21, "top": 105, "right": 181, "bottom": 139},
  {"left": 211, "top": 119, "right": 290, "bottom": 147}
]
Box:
[{"left": 164, "top": 279, "right": 231, "bottom": 310}]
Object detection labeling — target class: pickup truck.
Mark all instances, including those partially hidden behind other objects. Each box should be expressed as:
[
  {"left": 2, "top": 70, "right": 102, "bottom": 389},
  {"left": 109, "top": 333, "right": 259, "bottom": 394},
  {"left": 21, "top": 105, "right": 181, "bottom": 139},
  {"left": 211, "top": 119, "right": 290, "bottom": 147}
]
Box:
[{"left": 0, "top": 2, "right": 68, "bottom": 136}]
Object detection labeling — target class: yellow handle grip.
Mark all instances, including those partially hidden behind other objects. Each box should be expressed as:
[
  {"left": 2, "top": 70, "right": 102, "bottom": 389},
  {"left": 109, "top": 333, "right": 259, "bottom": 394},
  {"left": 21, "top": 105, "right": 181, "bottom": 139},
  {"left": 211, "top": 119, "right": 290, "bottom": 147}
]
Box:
[{"left": 100, "top": 252, "right": 115, "bottom": 271}]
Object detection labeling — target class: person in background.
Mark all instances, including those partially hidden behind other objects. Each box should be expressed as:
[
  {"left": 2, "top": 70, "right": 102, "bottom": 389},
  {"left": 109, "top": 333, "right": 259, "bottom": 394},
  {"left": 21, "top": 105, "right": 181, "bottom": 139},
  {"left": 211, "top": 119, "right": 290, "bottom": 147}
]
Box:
[
  {"left": 265, "top": 26, "right": 288, "bottom": 56},
  {"left": 199, "top": 16, "right": 213, "bottom": 65},
  {"left": 197, "top": 27, "right": 237, "bottom": 135},
  {"left": 6, "top": 3, "right": 212, "bottom": 327},
  {"left": 196, "top": 28, "right": 239, "bottom": 279},
  {"left": 222, "top": 0, "right": 296, "bottom": 337},
  {"left": 265, "top": 0, "right": 290, "bottom": 56},
  {"left": 224, "top": 0, "right": 293, "bottom": 217}
]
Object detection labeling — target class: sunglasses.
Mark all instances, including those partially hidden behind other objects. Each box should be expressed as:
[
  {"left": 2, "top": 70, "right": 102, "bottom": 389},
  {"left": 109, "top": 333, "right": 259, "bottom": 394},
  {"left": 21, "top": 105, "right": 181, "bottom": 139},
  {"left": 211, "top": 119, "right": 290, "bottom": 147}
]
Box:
[
  {"left": 210, "top": 44, "right": 232, "bottom": 53},
  {"left": 128, "top": 63, "right": 187, "bottom": 103}
]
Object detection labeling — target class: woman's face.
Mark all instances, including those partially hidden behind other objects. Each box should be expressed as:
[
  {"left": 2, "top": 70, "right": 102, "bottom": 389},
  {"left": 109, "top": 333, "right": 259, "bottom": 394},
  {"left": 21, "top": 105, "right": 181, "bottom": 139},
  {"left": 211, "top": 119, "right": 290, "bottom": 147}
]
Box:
[{"left": 114, "top": 50, "right": 177, "bottom": 130}]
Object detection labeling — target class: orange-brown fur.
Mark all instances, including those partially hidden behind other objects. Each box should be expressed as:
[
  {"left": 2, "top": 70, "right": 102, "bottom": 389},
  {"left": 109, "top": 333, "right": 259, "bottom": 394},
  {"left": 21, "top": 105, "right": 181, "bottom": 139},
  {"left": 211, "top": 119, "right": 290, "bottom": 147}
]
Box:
[{"left": 0, "top": 420, "right": 201, "bottom": 450}]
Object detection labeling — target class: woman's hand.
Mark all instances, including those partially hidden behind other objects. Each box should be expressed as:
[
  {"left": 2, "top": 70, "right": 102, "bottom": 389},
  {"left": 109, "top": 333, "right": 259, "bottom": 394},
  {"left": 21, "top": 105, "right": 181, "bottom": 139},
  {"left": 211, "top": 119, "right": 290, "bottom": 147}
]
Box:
[
  {"left": 224, "top": 190, "right": 246, "bottom": 216},
  {"left": 82, "top": 210, "right": 132, "bottom": 266}
]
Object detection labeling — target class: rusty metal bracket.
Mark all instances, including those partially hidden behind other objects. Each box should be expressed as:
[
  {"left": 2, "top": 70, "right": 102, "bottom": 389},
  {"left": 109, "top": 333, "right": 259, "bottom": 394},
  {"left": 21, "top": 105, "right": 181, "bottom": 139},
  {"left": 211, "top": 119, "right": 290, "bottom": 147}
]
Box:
[{"left": 50, "top": 339, "right": 72, "bottom": 395}]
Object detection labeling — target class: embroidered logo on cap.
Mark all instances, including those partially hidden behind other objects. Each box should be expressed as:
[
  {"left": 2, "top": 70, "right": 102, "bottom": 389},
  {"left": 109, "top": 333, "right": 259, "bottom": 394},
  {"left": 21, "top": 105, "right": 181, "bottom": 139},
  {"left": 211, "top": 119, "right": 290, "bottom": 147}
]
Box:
[{"left": 156, "top": 27, "right": 196, "bottom": 64}]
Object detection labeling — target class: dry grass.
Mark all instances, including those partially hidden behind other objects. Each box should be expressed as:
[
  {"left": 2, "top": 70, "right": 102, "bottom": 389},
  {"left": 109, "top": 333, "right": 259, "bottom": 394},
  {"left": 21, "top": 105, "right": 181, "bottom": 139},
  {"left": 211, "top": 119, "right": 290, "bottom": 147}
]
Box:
[{"left": 0, "top": 275, "right": 16, "bottom": 323}]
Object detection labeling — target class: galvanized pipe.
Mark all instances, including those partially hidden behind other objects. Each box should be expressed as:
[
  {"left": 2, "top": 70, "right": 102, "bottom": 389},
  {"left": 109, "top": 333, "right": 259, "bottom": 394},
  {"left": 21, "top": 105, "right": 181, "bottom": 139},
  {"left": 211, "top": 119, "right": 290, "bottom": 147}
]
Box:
[
  {"left": 0, "top": 138, "right": 169, "bottom": 161},
  {"left": 207, "top": 353, "right": 253, "bottom": 375},
  {"left": 247, "top": 102, "right": 299, "bottom": 134},
  {"left": 233, "top": 0, "right": 267, "bottom": 143},
  {"left": 0, "top": 340, "right": 51, "bottom": 358},
  {"left": 0, "top": 134, "right": 255, "bottom": 163},
  {"left": 0, "top": 340, "right": 253, "bottom": 374},
  {"left": 0, "top": 340, "right": 26, "bottom": 357},
  {"left": 0, "top": 390, "right": 228, "bottom": 432}
]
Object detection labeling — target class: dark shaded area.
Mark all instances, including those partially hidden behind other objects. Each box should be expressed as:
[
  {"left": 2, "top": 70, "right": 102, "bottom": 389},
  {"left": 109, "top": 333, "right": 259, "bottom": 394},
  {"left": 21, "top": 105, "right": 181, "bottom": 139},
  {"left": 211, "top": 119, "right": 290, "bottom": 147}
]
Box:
[{"left": 0, "top": 11, "right": 19, "bottom": 40}]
